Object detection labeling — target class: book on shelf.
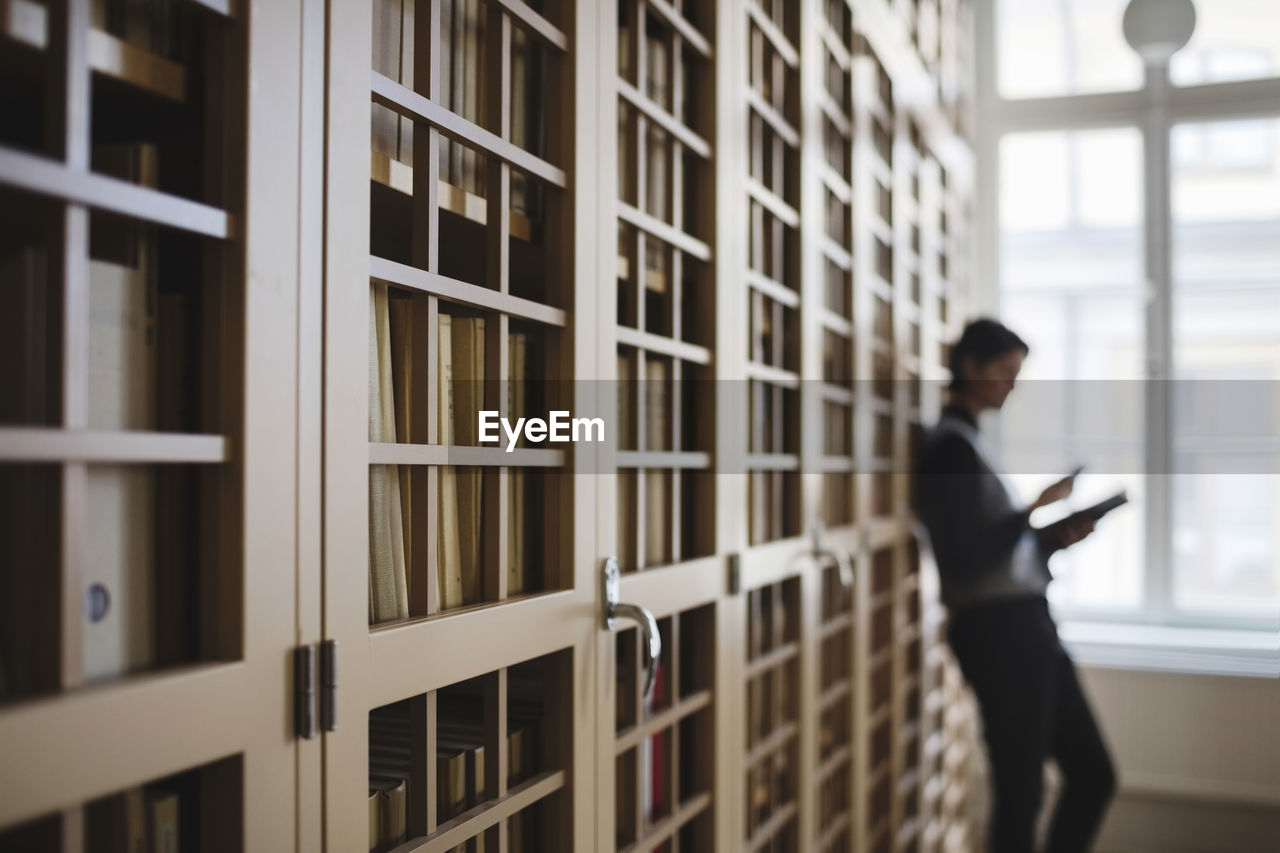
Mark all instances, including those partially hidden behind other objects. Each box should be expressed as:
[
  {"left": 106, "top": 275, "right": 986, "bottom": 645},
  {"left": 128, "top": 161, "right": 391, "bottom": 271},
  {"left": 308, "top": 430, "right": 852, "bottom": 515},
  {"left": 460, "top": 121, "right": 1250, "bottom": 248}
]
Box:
[
  {"left": 86, "top": 787, "right": 146, "bottom": 853},
  {"left": 450, "top": 315, "right": 485, "bottom": 605},
  {"left": 368, "top": 776, "right": 407, "bottom": 851},
  {"left": 368, "top": 705, "right": 411, "bottom": 852},
  {"left": 0, "top": 246, "right": 49, "bottom": 425},
  {"left": 644, "top": 27, "right": 668, "bottom": 107},
  {"left": 750, "top": 471, "right": 769, "bottom": 547},
  {"left": 508, "top": 728, "right": 526, "bottom": 853},
  {"left": 460, "top": 0, "right": 481, "bottom": 195},
  {"left": 639, "top": 658, "right": 667, "bottom": 826},
  {"left": 370, "top": 0, "right": 402, "bottom": 164},
  {"left": 369, "top": 283, "right": 409, "bottom": 623},
  {"left": 154, "top": 291, "right": 194, "bottom": 666},
  {"left": 91, "top": 0, "right": 173, "bottom": 57},
  {"left": 448, "top": 0, "right": 466, "bottom": 189},
  {"left": 398, "top": 0, "right": 415, "bottom": 166},
  {"left": 436, "top": 312, "right": 486, "bottom": 609},
  {"left": 645, "top": 122, "right": 669, "bottom": 222},
  {"left": 388, "top": 293, "right": 414, "bottom": 581},
  {"left": 508, "top": 331, "right": 527, "bottom": 596},
  {"left": 643, "top": 358, "right": 670, "bottom": 566},
  {"left": 84, "top": 155, "right": 158, "bottom": 680},
  {"left": 511, "top": 26, "right": 530, "bottom": 214},
  {"left": 0, "top": 247, "right": 52, "bottom": 701},
  {"left": 437, "top": 313, "right": 464, "bottom": 608},
  {"left": 147, "top": 789, "right": 180, "bottom": 853}
]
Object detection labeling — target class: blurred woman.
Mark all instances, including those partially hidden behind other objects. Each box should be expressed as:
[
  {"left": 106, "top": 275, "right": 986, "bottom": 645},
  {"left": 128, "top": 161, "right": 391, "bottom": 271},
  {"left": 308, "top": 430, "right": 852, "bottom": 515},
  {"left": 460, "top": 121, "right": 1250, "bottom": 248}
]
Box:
[{"left": 913, "top": 318, "right": 1116, "bottom": 853}]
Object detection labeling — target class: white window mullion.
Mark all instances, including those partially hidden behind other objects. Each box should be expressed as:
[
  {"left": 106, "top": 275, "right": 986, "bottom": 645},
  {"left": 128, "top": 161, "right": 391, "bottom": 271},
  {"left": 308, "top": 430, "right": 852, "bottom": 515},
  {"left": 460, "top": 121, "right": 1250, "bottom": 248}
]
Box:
[{"left": 1141, "top": 64, "right": 1175, "bottom": 627}]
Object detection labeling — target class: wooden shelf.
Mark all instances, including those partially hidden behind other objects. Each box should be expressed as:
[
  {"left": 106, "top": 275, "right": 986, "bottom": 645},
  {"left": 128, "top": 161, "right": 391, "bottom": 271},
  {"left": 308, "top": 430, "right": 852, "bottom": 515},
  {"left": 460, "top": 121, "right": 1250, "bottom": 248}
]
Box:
[
  {"left": 0, "top": 146, "right": 231, "bottom": 238},
  {"left": 2, "top": 0, "right": 185, "bottom": 101},
  {"left": 0, "top": 428, "right": 229, "bottom": 464},
  {"left": 370, "top": 151, "right": 535, "bottom": 242}
]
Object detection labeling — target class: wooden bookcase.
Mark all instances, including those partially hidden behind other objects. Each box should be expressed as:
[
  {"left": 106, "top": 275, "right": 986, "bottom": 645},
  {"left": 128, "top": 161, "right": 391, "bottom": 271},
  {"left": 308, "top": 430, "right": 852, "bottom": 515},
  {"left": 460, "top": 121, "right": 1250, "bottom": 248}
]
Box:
[
  {"left": 0, "top": 0, "right": 307, "bottom": 849},
  {"left": 1, "top": 1, "right": 979, "bottom": 851}
]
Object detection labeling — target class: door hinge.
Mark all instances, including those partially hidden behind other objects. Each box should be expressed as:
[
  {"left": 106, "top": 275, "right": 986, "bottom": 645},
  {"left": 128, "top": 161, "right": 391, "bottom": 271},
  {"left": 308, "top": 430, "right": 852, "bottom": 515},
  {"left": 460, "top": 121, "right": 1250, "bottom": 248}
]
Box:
[
  {"left": 320, "top": 639, "right": 339, "bottom": 733},
  {"left": 294, "top": 644, "right": 317, "bottom": 740},
  {"left": 728, "top": 553, "right": 742, "bottom": 596}
]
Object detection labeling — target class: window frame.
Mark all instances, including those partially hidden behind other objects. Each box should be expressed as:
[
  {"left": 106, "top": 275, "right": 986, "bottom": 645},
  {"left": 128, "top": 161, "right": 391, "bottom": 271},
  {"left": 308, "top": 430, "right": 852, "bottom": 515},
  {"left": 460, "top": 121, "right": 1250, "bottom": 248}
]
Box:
[{"left": 975, "top": 0, "right": 1280, "bottom": 641}]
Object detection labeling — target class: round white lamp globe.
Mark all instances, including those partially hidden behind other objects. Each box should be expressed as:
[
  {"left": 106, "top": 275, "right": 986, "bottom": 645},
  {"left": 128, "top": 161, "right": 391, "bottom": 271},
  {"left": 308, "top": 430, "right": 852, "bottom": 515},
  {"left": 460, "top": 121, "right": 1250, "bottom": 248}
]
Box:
[{"left": 1123, "top": 0, "right": 1197, "bottom": 64}]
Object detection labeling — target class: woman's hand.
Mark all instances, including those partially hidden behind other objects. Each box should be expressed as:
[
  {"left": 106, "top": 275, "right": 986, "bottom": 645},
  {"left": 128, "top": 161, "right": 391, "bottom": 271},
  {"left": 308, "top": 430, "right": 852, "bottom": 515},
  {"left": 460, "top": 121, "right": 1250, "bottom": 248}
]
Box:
[
  {"left": 1038, "top": 512, "right": 1097, "bottom": 552},
  {"left": 1031, "top": 473, "right": 1078, "bottom": 513}
]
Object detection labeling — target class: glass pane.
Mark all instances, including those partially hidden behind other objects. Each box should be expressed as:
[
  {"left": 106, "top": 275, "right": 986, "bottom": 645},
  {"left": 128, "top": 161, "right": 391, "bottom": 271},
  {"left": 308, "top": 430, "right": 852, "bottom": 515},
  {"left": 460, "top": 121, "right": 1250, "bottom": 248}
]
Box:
[
  {"left": 997, "top": 0, "right": 1142, "bottom": 99},
  {"left": 998, "top": 127, "right": 1146, "bottom": 611},
  {"left": 1171, "top": 117, "right": 1280, "bottom": 620},
  {"left": 1170, "top": 0, "right": 1280, "bottom": 87}
]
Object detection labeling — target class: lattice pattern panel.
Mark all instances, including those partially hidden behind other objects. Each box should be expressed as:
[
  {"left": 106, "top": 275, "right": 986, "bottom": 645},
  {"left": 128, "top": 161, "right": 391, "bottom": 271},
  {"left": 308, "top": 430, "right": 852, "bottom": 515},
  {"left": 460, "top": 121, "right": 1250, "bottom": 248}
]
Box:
[
  {"left": 0, "top": 0, "right": 242, "bottom": 698},
  {"left": 615, "top": 0, "right": 715, "bottom": 573},
  {"left": 817, "top": 0, "right": 856, "bottom": 528},
  {"left": 366, "top": 0, "right": 571, "bottom": 624},
  {"left": 863, "top": 545, "right": 895, "bottom": 851},
  {"left": 744, "top": 578, "right": 801, "bottom": 851},
  {"left": 613, "top": 605, "right": 715, "bottom": 852},
  {"left": 816, "top": 564, "right": 856, "bottom": 851},
  {"left": 892, "top": 539, "right": 925, "bottom": 848},
  {"left": 368, "top": 651, "right": 569, "bottom": 852},
  {"left": 852, "top": 41, "right": 897, "bottom": 522},
  {"left": 744, "top": 0, "right": 802, "bottom": 546}
]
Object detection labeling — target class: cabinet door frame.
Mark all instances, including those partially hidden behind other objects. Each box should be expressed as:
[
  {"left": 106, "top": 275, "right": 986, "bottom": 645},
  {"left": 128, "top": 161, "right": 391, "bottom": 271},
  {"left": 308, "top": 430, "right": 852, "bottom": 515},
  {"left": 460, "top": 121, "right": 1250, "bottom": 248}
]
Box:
[
  {"left": 0, "top": 0, "right": 307, "bottom": 847},
  {"left": 318, "top": 0, "right": 602, "bottom": 849}
]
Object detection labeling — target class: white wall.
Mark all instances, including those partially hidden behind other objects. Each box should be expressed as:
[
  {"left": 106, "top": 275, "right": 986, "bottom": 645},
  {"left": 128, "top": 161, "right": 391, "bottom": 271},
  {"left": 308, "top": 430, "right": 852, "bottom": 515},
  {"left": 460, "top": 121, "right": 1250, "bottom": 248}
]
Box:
[{"left": 1078, "top": 666, "right": 1280, "bottom": 853}]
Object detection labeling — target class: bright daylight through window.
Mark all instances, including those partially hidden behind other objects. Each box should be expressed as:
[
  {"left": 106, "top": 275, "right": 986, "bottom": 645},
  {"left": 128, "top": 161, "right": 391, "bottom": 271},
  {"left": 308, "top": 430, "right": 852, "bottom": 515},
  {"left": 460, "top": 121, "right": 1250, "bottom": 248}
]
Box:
[{"left": 990, "top": 0, "right": 1280, "bottom": 633}]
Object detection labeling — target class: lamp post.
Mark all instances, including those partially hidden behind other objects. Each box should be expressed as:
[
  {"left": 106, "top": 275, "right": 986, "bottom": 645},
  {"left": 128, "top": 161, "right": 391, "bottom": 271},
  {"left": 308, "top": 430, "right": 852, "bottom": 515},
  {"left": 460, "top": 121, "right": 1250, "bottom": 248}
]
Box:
[{"left": 1123, "top": 0, "right": 1196, "bottom": 623}]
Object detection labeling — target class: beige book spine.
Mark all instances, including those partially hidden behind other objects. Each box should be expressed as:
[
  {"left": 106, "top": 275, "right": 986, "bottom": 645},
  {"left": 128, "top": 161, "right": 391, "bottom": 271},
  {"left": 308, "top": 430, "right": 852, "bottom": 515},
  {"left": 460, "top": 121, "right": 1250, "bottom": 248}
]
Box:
[
  {"left": 370, "top": 0, "right": 402, "bottom": 162},
  {"left": 147, "top": 790, "right": 179, "bottom": 853},
  {"left": 437, "top": 314, "right": 463, "bottom": 608},
  {"left": 643, "top": 359, "right": 670, "bottom": 565},
  {"left": 398, "top": 0, "right": 415, "bottom": 165},
  {"left": 451, "top": 317, "right": 485, "bottom": 604},
  {"left": 369, "top": 284, "right": 408, "bottom": 622},
  {"left": 507, "top": 333, "right": 526, "bottom": 595},
  {"left": 388, "top": 295, "right": 414, "bottom": 593},
  {"left": 449, "top": 0, "right": 465, "bottom": 186},
  {"left": 374, "top": 285, "right": 410, "bottom": 615},
  {"left": 84, "top": 250, "right": 156, "bottom": 680},
  {"left": 379, "top": 778, "right": 407, "bottom": 848},
  {"left": 461, "top": 0, "right": 479, "bottom": 193}
]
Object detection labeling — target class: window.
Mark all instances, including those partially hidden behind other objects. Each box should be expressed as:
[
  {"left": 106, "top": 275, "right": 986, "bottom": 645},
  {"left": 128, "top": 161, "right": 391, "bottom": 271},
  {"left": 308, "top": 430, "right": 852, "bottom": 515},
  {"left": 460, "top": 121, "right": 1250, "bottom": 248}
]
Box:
[
  {"left": 1171, "top": 117, "right": 1280, "bottom": 620},
  {"left": 998, "top": 128, "right": 1146, "bottom": 612},
  {"left": 997, "top": 0, "right": 1142, "bottom": 99},
  {"left": 1170, "top": 0, "right": 1280, "bottom": 86},
  {"left": 984, "top": 4, "right": 1280, "bottom": 635}
]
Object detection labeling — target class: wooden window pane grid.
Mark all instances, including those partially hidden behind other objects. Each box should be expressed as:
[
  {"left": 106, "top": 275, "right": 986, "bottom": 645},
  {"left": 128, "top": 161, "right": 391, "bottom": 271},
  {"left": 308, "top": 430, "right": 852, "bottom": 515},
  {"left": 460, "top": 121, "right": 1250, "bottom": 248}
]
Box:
[
  {"left": 1, "top": 0, "right": 242, "bottom": 709},
  {"left": 367, "top": 0, "right": 571, "bottom": 624},
  {"left": 615, "top": 0, "right": 713, "bottom": 574},
  {"left": 366, "top": 649, "right": 570, "bottom": 853},
  {"left": 613, "top": 605, "right": 714, "bottom": 852},
  {"left": 817, "top": 2, "right": 855, "bottom": 528},
  {"left": 815, "top": 564, "right": 855, "bottom": 849},
  {"left": 743, "top": 0, "right": 810, "bottom": 547},
  {"left": 744, "top": 578, "right": 800, "bottom": 850}
]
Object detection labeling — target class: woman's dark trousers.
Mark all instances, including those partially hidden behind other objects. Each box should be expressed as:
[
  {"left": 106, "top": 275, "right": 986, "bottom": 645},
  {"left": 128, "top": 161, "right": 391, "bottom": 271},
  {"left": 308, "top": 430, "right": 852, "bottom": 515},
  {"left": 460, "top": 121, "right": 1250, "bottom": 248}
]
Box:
[{"left": 948, "top": 596, "right": 1117, "bottom": 853}]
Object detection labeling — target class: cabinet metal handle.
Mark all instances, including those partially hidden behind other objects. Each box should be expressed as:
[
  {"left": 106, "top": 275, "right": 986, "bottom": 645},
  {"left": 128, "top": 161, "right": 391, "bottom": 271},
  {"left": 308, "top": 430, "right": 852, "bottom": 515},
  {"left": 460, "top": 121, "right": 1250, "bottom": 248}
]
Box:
[
  {"left": 811, "top": 520, "right": 855, "bottom": 590},
  {"left": 604, "top": 557, "right": 663, "bottom": 703}
]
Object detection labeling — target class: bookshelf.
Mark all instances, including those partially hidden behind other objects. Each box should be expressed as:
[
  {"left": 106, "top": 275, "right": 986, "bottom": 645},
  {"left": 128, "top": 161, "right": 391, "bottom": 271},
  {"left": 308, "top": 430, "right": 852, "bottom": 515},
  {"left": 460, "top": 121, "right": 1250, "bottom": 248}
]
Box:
[
  {"left": 0, "top": 0, "right": 306, "bottom": 848},
  {"left": 2, "top": 1, "right": 979, "bottom": 851}
]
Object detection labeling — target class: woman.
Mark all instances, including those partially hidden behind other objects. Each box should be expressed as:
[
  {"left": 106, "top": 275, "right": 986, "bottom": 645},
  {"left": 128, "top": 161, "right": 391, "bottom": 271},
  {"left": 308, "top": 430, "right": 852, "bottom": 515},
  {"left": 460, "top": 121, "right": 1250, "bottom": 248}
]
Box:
[{"left": 913, "top": 318, "right": 1116, "bottom": 853}]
